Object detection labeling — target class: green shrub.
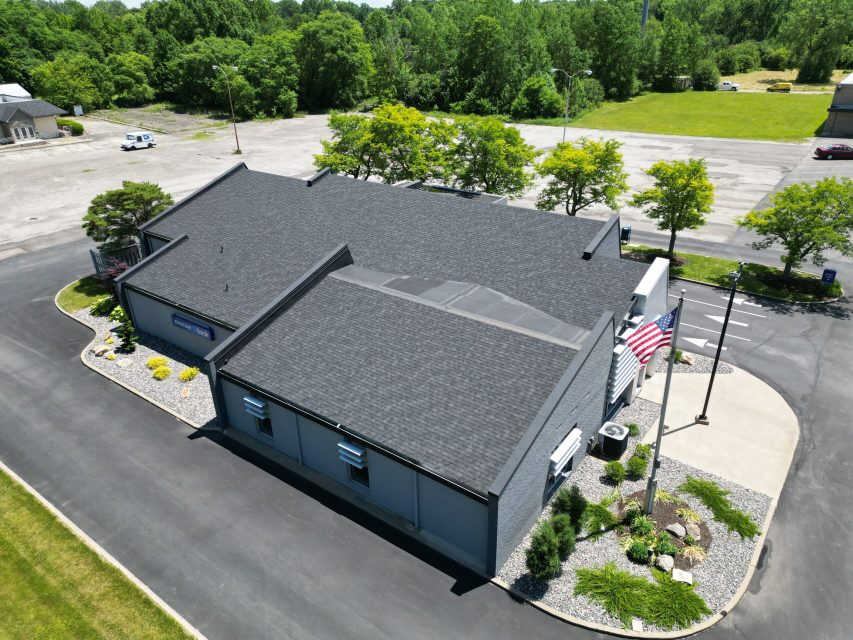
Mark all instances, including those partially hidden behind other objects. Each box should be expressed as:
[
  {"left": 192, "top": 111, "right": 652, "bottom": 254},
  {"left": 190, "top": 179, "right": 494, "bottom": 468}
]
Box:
[
  {"left": 574, "top": 562, "right": 649, "bottom": 627},
  {"left": 146, "top": 356, "right": 168, "bottom": 370},
  {"left": 510, "top": 76, "right": 563, "bottom": 119},
  {"left": 105, "top": 353, "right": 117, "bottom": 361},
  {"left": 627, "top": 540, "right": 651, "bottom": 563},
  {"left": 525, "top": 521, "right": 561, "bottom": 581},
  {"left": 604, "top": 460, "right": 626, "bottom": 484},
  {"left": 630, "top": 513, "right": 655, "bottom": 536},
  {"left": 680, "top": 476, "right": 760, "bottom": 538},
  {"left": 673, "top": 348, "right": 684, "bottom": 362},
  {"left": 550, "top": 513, "right": 577, "bottom": 560},
  {"left": 179, "top": 366, "right": 199, "bottom": 382},
  {"left": 151, "top": 365, "right": 172, "bottom": 380},
  {"left": 583, "top": 497, "right": 620, "bottom": 540},
  {"left": 56, "top": 118, "right": 84, "bottom": 135},
  {"left": 644, "top": 569, "right": 712, "bottom": 630},
  {"left": 825, "top": 280, "right": 842, "bottom": 298},
  {"left": 89, "top": 295, "right": 117, "bottom": 316},
  {"left": 654, "top": 531, "right": 678, "bottom": 556},
  {"left": 105, "top": 337, "right": 114, "bottom": 345},
  {"left": 634, "top": 443, "right": 652, "bottom": 460},
  {"left": 626, "top": 456, "right": 648, "bottom": 480},
  {"left": 553, "top": 484, "right": 587, "bottom": 531},
  {"left": 115, "top": 315, "right": 137, "bottom": 353},
  {"left": 762, "top": 47, "right": 790, "bottom": 71},
  {"left": 625, "top": 422, "right": 640, "bottom": 437},
  {"left": 683, "top": 534, "right": 696, "bottom": 546},
  {"left": 692, "top": 59, "right": 720, "bottom": 91},
  {"left": 109, "top": 305, "right": 127, "bottom": 323}
]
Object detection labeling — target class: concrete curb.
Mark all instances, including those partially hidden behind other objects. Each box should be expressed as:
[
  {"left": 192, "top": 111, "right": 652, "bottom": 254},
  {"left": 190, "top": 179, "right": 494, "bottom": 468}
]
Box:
[
  {"left": 672, "top": 275, "right": 843, "bottom": 306},
  {"left": 489, "top": 497, "right": 777, "bottom": 638},
  {"left": 82, "top": 113, "right": 172, "bottom": 135},
  {"left": 0, "top": 457, "right": 207, "bottom": 640}
]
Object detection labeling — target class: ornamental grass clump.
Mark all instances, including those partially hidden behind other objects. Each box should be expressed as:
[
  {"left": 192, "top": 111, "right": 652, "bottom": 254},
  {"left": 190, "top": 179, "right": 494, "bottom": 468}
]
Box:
[
  {"left": 676, "top": 507, "right": 702, "bottom": 524},
  {"left": 146, "top": 356, "right": 168, "bottom": 370},
  {"left": 179, "top": 367, "right": 199, "bottom": 382},
  {"left": 525, "top": 521, "right": 561, "bottom": 581},
  {"left": 625, "top": 422, "right": 641, "bottom": 437},
  {"left": 680, "top": 476, "right": 760, "bottom": 538},
  {"left": 681, "top": 545, "right": 708, "bottom": 566},
  {"left": 151, "top": 365, "right": 172, "bottom": 380}
]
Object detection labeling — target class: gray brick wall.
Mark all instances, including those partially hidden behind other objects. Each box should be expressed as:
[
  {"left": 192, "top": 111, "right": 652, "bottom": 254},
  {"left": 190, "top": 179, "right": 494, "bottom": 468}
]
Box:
[{"left": 490, "top": 314, "right": 615, "bottom": 571}]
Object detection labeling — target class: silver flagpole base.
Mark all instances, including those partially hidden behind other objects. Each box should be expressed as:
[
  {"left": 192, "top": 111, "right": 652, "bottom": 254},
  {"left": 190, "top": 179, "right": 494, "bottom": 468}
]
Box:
[{"left": 644, "top": 477, "right": 657, "bottom": 514}]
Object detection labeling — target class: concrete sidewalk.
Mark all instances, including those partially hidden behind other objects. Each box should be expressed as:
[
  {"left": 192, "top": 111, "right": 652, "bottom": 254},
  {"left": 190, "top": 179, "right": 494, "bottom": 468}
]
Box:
[{"left": 639, "top": 366, "right": 799, "bottom": 498}]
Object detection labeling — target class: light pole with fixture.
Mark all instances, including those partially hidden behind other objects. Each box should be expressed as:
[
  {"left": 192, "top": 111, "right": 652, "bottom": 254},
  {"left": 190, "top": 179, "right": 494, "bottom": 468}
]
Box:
[
  {"left": 696, "top": 261, "right": 744, "bottom": 425},
  {"left": 550, "top": 67, "right": 593, "bottom": 143},
  {"left": 212, "top": 64, "right": 241, "bottom": 154}
]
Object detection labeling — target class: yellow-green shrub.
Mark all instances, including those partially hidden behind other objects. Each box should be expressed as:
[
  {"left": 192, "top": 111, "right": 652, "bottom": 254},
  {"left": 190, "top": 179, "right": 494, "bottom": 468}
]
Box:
[
  {"left": 146, "top": 356, "right": 168, "bottom": 370},
  {"left": 151, "top": 366, "right": 172, "bottom": 380},
  {"left": 179, "top": 367, "right": 199, "bottom": 382}
]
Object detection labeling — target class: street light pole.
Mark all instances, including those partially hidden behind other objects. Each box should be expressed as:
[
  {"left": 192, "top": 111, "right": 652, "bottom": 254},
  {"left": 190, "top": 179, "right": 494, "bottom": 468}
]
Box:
[
  {"left": 550, "top": 68, "right": 592, "bottom": 143},
  {"left": 696, "top": 262, "right": 744, "bottom": 425},
  {"left": 212, "top": 64, "right": 241, "bottom": 155}
]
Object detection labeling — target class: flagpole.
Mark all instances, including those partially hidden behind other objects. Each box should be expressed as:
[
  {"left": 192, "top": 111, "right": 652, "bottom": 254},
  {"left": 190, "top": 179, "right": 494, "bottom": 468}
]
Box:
[{"left": 644, "top": 289, "right": 686, "bottom": 515}]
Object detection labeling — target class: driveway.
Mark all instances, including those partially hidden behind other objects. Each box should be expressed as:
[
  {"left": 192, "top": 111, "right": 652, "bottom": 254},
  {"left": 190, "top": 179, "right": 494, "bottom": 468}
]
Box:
[{"left": 1, "top": 239, "right": 852, "bottom": 640}]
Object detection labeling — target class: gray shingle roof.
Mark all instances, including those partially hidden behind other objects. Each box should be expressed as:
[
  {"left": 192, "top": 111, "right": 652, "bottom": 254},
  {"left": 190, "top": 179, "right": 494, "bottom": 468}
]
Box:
[
  {"left": 0, "top": 99, "right": 66, "bottom": 122},
  {"left": 221, "top": 276, "right": 577, "bottom": 494},
  {"left": 128, "top": 166, "right": 648, "bottom": 330}
]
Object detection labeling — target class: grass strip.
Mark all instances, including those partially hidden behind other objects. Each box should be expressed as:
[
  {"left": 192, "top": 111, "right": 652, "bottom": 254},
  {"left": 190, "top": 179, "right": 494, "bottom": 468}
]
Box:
[
  {"left": 56, "top": 277, "right": 110, "bottom": 313},
  {"left": 0, "top": 469, "right": 191, "bottom": 639},
  {"left": 623, "top": 245, "right": 841, "bottom": 303},
  {"left": 679, "top": 476, "right": 760, "bottom": 539}
]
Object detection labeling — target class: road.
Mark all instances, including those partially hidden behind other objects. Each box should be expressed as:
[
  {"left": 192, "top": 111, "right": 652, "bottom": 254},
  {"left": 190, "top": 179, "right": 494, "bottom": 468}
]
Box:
[{"left": 1, "top": 239, "right": 851, "bottom": 640}]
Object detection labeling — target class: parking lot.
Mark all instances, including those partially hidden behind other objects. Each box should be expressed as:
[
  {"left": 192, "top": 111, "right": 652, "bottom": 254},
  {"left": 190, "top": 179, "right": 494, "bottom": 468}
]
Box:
[{"left": 3, "top": 113, "right": 853, "bottom": 254}]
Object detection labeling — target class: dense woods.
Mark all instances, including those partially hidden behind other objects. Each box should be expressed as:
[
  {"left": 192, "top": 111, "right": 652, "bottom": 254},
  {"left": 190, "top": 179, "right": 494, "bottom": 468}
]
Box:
[{"left": 2, "top": 0, "right": 851, "bottom": 118}]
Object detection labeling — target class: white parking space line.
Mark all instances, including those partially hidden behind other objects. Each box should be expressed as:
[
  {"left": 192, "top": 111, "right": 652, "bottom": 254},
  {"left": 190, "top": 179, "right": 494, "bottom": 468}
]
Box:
[
  {"left": 669, "top": 294, "right": 766, "bottom": 318},
  {"left": 683, "top": 337, "right": 727, "bottom": 351},
  {"left": 728, "top": 296, "right": 763, "bottom": 308},
  {"left": 681, "top": 322, "right": 752, "bottom": 341},
  {"left": 706, "top": 314, "right": 749, "bottom": 327}
]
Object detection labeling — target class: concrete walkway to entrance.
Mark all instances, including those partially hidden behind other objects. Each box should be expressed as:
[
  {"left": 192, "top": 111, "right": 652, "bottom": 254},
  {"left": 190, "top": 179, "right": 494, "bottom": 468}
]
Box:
[{"left": 639, "top": 366, "right": 799, "bottom": 498}]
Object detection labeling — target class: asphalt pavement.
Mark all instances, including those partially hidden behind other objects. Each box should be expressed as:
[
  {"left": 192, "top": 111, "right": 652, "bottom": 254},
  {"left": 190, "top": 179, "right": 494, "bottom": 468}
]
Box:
[{"left": 1, "top": 238, "right": 852, "bottom": 640}]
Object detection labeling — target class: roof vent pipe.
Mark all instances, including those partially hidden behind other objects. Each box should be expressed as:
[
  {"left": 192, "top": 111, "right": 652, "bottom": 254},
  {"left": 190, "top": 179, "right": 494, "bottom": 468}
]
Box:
[{"left": 307, "top": 167, "right": 331, "bottom": 187}]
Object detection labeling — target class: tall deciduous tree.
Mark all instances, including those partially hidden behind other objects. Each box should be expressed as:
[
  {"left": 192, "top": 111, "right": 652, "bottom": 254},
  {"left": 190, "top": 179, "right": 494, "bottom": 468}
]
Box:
[
  {"left": 448, "top": 116, "right": 537, "bottom": 197},
  {"left": 31, "top": 54, "right": 113, "bottom": 110},
  {"left": 589, "top": 0, "right": 641, "bottom": 101},
  {"left": 631, "top": 159, "right": 714, "bottom": 259},
  {"left": 779, "top": 0, "right": 853, "bottom": 83},
  {"left": 536, "top": 138, "right": 629, "bottom": 216},
  {"left": 737, "top": 178, "right": 853, "bottom": 281},
  {"left": 82, "top": 181, "right": 174, "bottom": 252}
]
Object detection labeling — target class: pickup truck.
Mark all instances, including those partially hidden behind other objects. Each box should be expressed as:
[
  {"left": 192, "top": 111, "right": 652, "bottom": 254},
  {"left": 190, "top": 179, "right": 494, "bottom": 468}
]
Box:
[{"left": 718, "top": 81, "right": 740, "bottom": 91}]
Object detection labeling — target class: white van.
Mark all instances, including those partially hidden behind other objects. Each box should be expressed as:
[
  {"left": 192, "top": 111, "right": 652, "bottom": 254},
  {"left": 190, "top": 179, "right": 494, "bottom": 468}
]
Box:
[{"left": 121, "top": 131, "right": 156, "bottom": 150}]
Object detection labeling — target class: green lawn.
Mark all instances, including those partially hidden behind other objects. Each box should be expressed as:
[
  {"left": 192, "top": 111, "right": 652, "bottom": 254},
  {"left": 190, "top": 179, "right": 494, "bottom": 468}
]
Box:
[
  {"left": 56, "top": 276, "right": 110, "bottom": 313},
  {"left": 525, "top": 91, "right": 832, "bottom": 141},
  {"left": 624, "top": 245, "right": 841, "bottom": 302},
  {"left": 0, "top": 469, "right": 190, "bottom": 639}
]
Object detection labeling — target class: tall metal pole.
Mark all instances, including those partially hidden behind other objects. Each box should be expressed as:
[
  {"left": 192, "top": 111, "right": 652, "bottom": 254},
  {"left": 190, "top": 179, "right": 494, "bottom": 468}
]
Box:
[
  {"left": 696, "top": 262, "right": 744, "bottom": 424},
  {"left": 644, "top": 290, "right": 686, "bottom": 515},
  {"left": 641, "top": 0, "right": 650, "bottom": 29},
  {"left": 213, "top": 64, "right": 241, "bottom": 155},
  {"left": 562, "top": 74, "right": 573, "bottom": 143}
]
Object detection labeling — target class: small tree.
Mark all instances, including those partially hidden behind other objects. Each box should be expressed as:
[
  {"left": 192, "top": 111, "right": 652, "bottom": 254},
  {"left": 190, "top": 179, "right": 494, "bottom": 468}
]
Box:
[
  {"left": 692, "top": 60, "right": 720, "bottom": 91},
  {"left": 536, "top": 138, "right": 628, "bottom": 216},
  {"left": 525, "top": 521, "right": 561, "bottom": 581},
  {"left": 448, "top": 116, "right": 538, "bottom": 197},
  {"left": 314, "top": 113, "right": 377, "bottom": 180},
  {"left": 737, "top": 178, "right": 853, "bottom": 281},
  {"left": 631, "top": 159, "right": 714, "bottom": 259},
  {"left": 549, "top": 513, "right": 576, "bottom": 560},
  {"left": 115, "top": 313, "right": 138, "bottom": 353},
  {"left": 82, "top": 181, "right": 174, "bottom": 252}
]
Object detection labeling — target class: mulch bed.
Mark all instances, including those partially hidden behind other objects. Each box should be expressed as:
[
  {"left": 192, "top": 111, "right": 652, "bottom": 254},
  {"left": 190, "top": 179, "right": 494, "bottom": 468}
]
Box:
[{"left": 618, "top": 490, "right": 712, "bottom": 572}]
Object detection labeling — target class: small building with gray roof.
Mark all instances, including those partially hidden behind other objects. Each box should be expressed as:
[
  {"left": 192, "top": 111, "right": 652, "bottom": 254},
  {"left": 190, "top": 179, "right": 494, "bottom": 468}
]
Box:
[
  {"left": 115, "top": 163, "right": 669, "bottom": 574},
  {"left": 823, "top": 71, "right": 853, "bottom": 137}
]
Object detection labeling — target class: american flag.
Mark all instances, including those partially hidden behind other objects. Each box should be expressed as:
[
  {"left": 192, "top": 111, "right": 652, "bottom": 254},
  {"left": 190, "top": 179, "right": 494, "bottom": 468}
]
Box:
[{"left": 626, "top": 307, "right": 679, "bottom": 365}]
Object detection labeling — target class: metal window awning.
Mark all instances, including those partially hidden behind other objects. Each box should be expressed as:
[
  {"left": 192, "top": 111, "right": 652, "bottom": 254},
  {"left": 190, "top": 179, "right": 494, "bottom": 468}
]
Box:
[
  {"left": 243, "top": 394, "right": 269, "bottom": 419},
  {"left": 338, "top": 440, "right": 367, "bottom": 468},
  {"left": 549, "top": 428, "right": 582, "bottom": 476}
]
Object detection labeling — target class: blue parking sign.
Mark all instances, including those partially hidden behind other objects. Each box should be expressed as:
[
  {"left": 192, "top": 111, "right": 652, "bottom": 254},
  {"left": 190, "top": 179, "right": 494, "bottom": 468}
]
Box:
[{"left": 821, "top": 269, "right": 836, "bottom": 285}]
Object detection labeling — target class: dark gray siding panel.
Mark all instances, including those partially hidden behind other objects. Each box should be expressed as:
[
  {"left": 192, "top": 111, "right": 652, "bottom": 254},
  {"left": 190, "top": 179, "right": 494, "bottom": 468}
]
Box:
[
  {"left": 418, "top": 474, "right": 488, "bottom": 567},
  {"left": 124, "top": 289, "right": 233, "bottom": 357},
  {"left": 491, "top": 319, "right": 614, "bottom": 570},
  {"left": 221, "top": 378, "right": 300, "bottom": 459},
  {"left": 298, "top": 415, "right": 349, "bottom": 485},
  {"left": 600, "top": 219, "right": 621, "bottom": 258},
  {"left": 367, "top": 454, "right": 416, "bottom": 523}
]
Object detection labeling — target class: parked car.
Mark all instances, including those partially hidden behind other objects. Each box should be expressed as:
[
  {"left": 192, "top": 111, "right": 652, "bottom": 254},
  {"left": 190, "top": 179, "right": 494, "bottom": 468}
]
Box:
[
  {"left": 814, "top": 144, "right": 853, "bottom": 160},
  {"left": 121, "top": 131, "right": 156, "bottom": 150},
  {"left": 766, "top": 82, "right": 793, "bottom": 92},
  {"left": 719, "top": 80, "right": 740, "bottom": 91}
]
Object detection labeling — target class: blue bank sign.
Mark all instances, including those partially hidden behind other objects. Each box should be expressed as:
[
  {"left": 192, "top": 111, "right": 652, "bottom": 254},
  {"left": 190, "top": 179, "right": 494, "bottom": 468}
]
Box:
[{"left": 172, "top": 314, "right": 215, "bottom": 340}]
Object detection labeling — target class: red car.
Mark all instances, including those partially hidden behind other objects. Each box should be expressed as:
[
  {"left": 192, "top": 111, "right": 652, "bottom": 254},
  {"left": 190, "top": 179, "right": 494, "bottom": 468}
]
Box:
[{"left": 815, "top": 144, "right": 853, "bottom": 160}]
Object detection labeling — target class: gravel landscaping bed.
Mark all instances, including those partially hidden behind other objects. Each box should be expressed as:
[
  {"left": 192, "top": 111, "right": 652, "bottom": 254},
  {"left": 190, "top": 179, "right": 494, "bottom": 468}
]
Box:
[
  {"left": 655, "top": 347, "right": 733, "bottom": 375},
  {"left": 498, "top": 400, "right": 770, "bottom": 632},
  {"left": 74, "top": 309, "right": 217, "bottom": 428}
]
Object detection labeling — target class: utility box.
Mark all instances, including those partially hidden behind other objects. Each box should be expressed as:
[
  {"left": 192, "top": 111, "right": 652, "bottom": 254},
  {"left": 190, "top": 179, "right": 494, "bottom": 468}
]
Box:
[
  {"left": 621, "top": 225, "right": 632, "bottom": 244},
  {"left": 598, "top": 422, "right": 629, "bottom": 459}
]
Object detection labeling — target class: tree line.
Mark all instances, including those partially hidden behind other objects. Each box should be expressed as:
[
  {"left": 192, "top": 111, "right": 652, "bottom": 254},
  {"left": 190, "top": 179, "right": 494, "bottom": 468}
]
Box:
[{"left": 2, "top": 0, "right": 851, "bottom": 120}]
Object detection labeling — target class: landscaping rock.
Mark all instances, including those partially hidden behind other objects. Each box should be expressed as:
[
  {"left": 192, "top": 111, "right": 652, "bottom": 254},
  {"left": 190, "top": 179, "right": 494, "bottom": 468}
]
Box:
[
  {"left": 180, "top": 387, "right": 191, "bottom": 398},
  {"left": 672, "top": 568, "right": 693, "bottom": 585},
  {"left": 656, "top": 554, "right": 674, "bottom": 572},
  {"left": 681, "top": 353, "right": 695, "bottom": 365},
  {"left": 666, "top": 522, "right": 687, "bottom": 538},
  {"left": 117, "top": 358, "right": 133, "bottom": 368},
  {"left": 91, "top": 345, "right": 110, "bottom": 356},
  {"left": 686, "top": 523, "right": 702, "bottom": 540},
  {"left": 631, "top": 618, "right": 644, "bottom": 632}
]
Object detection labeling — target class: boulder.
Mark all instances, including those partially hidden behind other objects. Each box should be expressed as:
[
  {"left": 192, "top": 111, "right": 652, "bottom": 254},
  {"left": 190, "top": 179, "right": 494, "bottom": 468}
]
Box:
[
  {"left": 656, "top": 554, "right": 674, "bottom": 572},
  {"left": 631, "top": 618, "right": 644, "bottom": 632},
  {"left": 672, "top": 568, "right": 693, "bottom": 585},
  {"left": 91, "top": 345, "right": 110, "bottom": 357},
  {"left": 180, "top": 387, "right": 191, "bottom": 399},
  {"left": 680, "top": 352, "right": 696, "bottom": 365},
  {"left": 666, "top": 522, "right": 687, "bottom": 538},
  {"left": 686, "top": 523, "right": 701, "bottom": 540},
  {"left": 117, "top": 358, "right": 133, "bottom": 368}
]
